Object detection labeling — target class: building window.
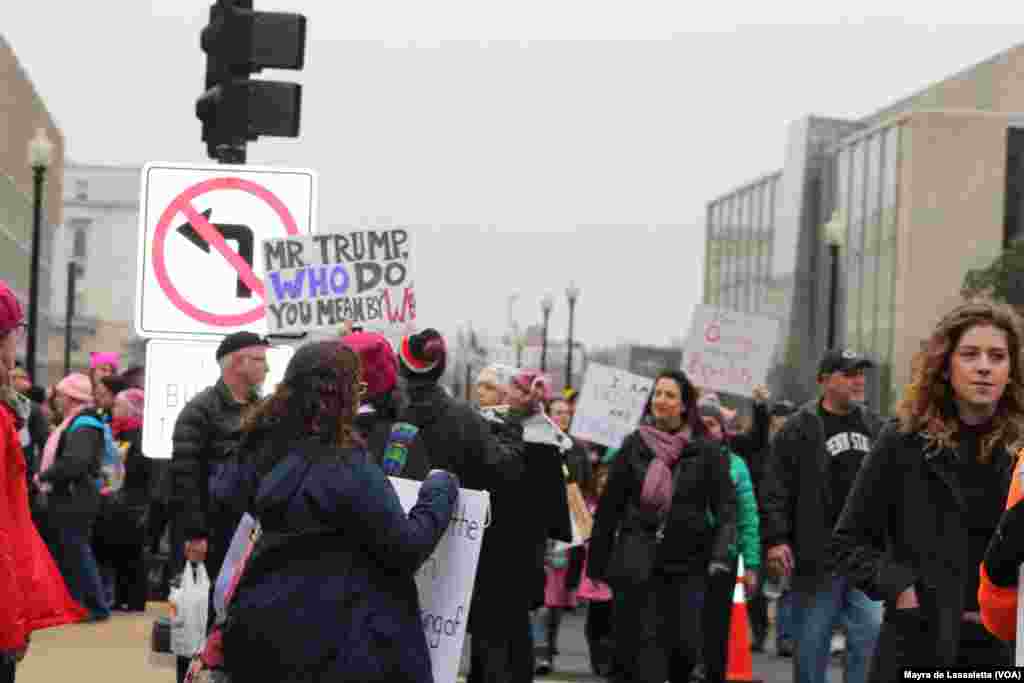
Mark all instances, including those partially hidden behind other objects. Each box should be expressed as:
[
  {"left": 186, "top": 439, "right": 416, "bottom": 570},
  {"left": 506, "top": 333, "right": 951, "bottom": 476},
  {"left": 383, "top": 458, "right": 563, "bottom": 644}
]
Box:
[
  {"left": 73, "top": 227, "right": 87, "bottom": 260},
  {"left": 1004, "top": 127, "right": 1024, "bottom": 246}
]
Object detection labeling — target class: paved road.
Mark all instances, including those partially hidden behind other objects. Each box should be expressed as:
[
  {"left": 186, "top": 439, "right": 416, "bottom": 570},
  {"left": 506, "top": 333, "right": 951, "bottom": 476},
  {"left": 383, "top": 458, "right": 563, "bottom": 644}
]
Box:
[{"left": 16, "top": 602, "right": 843, "bottom": 682}]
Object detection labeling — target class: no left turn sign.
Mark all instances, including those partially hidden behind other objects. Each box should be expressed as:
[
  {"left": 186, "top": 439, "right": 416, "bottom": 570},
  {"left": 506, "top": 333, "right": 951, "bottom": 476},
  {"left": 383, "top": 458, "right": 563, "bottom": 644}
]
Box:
[{"left": 135, "top": 162, "right": 317, "bottom": 340}]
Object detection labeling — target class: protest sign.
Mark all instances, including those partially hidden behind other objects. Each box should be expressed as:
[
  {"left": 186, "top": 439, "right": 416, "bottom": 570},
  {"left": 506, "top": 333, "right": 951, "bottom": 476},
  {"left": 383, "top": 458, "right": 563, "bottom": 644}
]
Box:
[
  {"left": 262, "top": 228, "right": 416, "bottom": 334},
  {"left": 569, "top": 363, "right": 654, "bottom": 449},
  {"left": 390, "top": 477, "right": 490, "bottom": 683},
  {"left": 682, "top": 305, "right": 781, "bottom": 398}
]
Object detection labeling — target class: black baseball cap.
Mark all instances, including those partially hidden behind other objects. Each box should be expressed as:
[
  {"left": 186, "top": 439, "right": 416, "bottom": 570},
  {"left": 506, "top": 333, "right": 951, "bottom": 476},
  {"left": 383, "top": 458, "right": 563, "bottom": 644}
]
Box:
[
  {"left": 818, "top": 349, "right": 874, "bottom": 376},
  {"left": 216, "top": 331, "right": 270, "bottom": 361}
]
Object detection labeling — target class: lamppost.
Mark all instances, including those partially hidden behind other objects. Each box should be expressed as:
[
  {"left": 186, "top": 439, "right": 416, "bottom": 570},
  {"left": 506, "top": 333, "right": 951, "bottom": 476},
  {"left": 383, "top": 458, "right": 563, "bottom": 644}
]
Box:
[
  {"left": 565, "top": 282, "right": 580, "bottom": 389},
  {"left": 63, "top": 261, "right": 80, "bottom": 377},
  {"left": 26, "top": 128, "right": 54, "bottom": 380},
  {"left": 540, "top": 293, "right": 554, "bottom": 373},
  {"left": 824, "top": 210, "right": 845, "bottom": 351}
]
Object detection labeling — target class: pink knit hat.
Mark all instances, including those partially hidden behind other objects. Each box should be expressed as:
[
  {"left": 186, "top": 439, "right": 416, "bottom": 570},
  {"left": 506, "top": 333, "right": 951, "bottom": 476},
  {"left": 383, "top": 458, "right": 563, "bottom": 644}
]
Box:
[
  {"left": 57, "top": 372, "right": 93, "bottom": 405},
  {"left": 0, "top": 280, "right": 25, "bottom": 336},
  {"left": 90, "top": 352, "right": 120, "bottom": 372},
  {"left": 115, "top": 388, "right": 145, "bottom": 419}
]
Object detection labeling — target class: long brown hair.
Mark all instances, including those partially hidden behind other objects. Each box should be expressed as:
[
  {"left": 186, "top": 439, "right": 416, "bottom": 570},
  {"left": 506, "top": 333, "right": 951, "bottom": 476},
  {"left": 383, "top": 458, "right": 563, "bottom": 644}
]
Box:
[
  {"left": 896, "top": 299, "right": 1024, "bottom": 462},
  {"left": 241, "top": 342, "right": 363, "bottom": 452}
]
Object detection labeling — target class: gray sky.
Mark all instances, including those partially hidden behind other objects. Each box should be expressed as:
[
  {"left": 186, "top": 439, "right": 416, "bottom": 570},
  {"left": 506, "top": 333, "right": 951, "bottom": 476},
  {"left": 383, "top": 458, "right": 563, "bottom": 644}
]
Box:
[{"left": 6, "top": 3, "right": 1024, "bottom": 349}]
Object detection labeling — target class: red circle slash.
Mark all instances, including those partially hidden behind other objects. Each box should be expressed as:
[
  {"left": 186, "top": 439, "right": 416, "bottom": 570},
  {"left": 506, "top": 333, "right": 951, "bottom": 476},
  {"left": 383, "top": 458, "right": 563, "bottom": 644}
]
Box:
[{"left": 152, "top": 176, "right": 301, "bottom": 327}]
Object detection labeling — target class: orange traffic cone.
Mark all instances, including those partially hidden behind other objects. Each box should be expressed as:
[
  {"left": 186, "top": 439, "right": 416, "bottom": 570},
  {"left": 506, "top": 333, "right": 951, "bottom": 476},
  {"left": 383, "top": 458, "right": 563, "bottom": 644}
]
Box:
[{"left": 726, "top": 558, "right": 762, "bottom": 683}]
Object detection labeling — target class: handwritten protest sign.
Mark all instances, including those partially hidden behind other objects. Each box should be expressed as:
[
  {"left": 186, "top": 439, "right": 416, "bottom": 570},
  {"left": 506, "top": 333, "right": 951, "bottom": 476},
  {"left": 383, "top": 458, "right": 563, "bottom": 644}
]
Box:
[
  {"left": 569, "top": 363, "right": 654, "bottom": 449},
  {"left": 262, "top": 228, "right": 415, "bottom": 334},
  {"left": 682, "top": 305, "right": 780, "bottom": 397},
  {"left": 390, "top": 478, "right": 490, "bottom": 683}
]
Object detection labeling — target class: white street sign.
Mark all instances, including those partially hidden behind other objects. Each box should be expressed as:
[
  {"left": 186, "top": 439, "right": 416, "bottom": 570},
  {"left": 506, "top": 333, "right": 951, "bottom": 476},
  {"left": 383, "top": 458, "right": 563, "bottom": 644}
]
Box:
[
  {"left": 142, "top": 339, "right": 294, "bottom": 459},
  {"left": 135, "top": 162, "right": 317, "bottom": 340}
]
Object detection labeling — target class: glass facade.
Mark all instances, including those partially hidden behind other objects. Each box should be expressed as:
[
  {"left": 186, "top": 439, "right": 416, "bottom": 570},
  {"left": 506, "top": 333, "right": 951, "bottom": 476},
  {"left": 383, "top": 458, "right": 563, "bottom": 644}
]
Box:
[
  {"left": 704, "top": 172, "right": 783, "bottom": 316},
  {"left": 829, "top": 123, "right": 902, "bottom": 412},
  {"left": 704, "top": 116, "right": 903, "bottom": 412}
]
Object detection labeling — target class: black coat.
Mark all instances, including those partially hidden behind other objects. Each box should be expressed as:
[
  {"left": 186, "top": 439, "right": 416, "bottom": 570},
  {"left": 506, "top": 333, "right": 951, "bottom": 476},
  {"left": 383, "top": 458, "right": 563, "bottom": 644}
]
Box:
[
  {"left": 38, "top": 409, "right": 105, "bottom": 531},
  {"left": 829, "top": 425, "right": 1015, "bottom": 667},
  {"left": 588, "top": 431, "right": 737, "bottom": 581},
  {"left": 170, "top": 380, "right": 252, "bottom": 540},
  {"left": 760, "top": 400, "right": 885, "bottom": 589},
  {"left": 400, "top": 384, "right": 531, "bottom": 627}
]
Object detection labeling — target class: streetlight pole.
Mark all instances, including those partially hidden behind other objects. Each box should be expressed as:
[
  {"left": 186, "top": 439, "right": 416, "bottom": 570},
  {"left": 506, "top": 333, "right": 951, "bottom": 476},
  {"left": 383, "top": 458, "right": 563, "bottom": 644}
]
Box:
[
  {"left": 565, "top": 282, "right": 580, "bottom": 390},
  {"left": 540, "top": 294, "right": 553, "bottom": 373},
  {"left": 26, "top": 128, "right": 53, "bottom": 380},
  {"left": 64, "top": 261, "right": 78, "bottom": 377},
  {"left": 823, "top": 211, "right": 845, "bottom": 351}
]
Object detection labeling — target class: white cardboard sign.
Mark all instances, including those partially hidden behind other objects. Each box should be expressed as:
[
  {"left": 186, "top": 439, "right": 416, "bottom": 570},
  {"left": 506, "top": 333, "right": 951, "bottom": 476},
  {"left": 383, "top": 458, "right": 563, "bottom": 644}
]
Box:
[
  {"left": 261, "top": 229, "right": 416, "bottom": 335},
  {"left": 682, "top": 305, "right": 781, "bottom": 397},
  {"left": 141, "top": 339, "right": 293, "bottom": 459},
  {"left": 569, "top": 363, "right": 654, "bottom": 449},
  {"left": 390, "top": 478, "right": 490, "bottom": 683}
]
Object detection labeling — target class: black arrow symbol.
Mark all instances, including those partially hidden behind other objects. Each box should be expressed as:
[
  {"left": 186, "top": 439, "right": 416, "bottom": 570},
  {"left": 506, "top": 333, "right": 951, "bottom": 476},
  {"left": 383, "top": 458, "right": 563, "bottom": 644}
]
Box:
[{"left": 176, "top": 209, "right": 256, "bottom": 299}]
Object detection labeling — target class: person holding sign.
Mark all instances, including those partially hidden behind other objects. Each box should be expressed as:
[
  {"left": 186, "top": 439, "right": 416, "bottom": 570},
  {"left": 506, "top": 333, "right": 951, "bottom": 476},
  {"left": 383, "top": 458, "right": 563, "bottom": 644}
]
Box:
[
  {"left": 587, "top": 369, "right": 737, "bottom": 683},
  {"left": 209, "top": 340, "right": 460, "bottom": 683},
  {"left": 832, "top": 300, "right": 1021, "bottom": 679}
]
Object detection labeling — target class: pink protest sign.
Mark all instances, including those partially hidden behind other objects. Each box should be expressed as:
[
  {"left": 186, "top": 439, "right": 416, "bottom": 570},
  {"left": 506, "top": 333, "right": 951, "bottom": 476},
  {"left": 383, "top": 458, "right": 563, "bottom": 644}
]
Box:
[{"left": 682, "top": 305, "right": 780, "bottom": 397}]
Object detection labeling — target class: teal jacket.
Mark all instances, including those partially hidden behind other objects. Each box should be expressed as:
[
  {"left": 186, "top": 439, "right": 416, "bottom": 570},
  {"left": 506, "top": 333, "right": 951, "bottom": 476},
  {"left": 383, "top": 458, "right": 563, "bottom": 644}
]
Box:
[{"left": 709, "top": 449, "right": 760, "bottom": 570}]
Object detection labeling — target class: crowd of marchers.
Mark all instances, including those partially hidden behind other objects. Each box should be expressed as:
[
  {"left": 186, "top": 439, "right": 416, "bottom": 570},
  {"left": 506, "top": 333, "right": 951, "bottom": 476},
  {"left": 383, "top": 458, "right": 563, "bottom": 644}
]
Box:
[{"left": 4, "top": 276, "right": 1024, "bottom": 683}]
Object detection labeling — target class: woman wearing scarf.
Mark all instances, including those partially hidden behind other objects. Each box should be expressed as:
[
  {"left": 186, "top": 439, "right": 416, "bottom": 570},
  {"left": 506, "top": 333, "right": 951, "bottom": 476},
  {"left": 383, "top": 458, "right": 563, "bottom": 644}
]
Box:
[
  {"left": 587, "top": 369, "right": 737, "bottom": 683},
  {"left": 93, "top": 388, "right": 151, "bottom": 612},
  {"left": 35, "top": 373, "right": 111, "bottom": 622},
  {"left": 0, "top": 280, "right": 86, "bottom": 682}
]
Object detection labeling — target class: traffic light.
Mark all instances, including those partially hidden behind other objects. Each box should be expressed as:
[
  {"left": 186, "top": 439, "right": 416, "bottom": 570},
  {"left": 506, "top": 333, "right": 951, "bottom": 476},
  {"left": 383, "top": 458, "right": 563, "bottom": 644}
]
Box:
[{"left": 197, "top": 0, "right": 307, "bottom": 163}]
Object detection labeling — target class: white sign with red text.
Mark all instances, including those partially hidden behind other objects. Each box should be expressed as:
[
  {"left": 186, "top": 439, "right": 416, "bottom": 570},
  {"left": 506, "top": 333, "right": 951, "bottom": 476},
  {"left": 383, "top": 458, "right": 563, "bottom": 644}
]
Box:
[{"left": 682, "top": 305, "right": 780, "bottom": 398}]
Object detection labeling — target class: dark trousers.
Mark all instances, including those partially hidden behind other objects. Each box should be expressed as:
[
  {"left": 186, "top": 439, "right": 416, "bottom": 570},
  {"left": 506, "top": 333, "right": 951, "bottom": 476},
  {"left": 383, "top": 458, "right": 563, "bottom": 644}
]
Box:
[
  {"left": 869, "top": 612, "right": 1011, "bottom": 682},
  {"left": 586, "top": 599, "right": 615, "bottom": 676},
  {"left": 748, "top": 579, "right": 768, "bottom": 647},
  {"left": 54, "top": 523, "right": 109, "bottom": 616},
  {"left": 176, "top": 655, "right": 191, "bottom": 683},
  {"left": 1, "top": 657, "right": 14, "bottom": 683},
  {"left": 612, "top": 573, "right": 705, "bottom": 683},
  {"left": 701, "top": 562, "right": 738, "bottom": 683},
  {"left": 108, "top": 541, "right": 148, "bottom": 611},
  {"left": 469, "top": 611, "right": 527, "bottom": 683}
]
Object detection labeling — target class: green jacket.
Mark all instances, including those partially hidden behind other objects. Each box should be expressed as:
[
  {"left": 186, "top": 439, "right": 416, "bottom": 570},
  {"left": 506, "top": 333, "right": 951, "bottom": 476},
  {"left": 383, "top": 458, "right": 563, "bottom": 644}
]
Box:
[{"left": 708, "top": 448, "right": 760, "bottom": 570}]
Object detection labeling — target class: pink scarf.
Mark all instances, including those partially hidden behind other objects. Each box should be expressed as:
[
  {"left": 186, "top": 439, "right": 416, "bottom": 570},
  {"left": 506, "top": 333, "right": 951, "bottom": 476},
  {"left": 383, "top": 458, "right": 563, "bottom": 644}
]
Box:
[
  {"left": 38, "top": 405, "right": 87, "bottom": 488},
  {"left": 638, "top": 425, "right": 690, "bottom": 515}
]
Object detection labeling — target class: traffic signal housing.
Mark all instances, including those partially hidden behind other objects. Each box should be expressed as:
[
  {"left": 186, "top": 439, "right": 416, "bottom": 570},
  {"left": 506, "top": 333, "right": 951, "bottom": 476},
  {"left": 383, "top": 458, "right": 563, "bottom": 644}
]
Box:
[{"left": 197, "top": 0, "right": 307, "bottom": 162}]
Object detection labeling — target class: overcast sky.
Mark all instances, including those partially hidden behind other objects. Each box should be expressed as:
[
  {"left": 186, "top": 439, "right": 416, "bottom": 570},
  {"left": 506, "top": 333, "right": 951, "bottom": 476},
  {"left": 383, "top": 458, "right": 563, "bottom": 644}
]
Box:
[{"left": 5, "top": 3, "right": 1024, "bottom": 350}]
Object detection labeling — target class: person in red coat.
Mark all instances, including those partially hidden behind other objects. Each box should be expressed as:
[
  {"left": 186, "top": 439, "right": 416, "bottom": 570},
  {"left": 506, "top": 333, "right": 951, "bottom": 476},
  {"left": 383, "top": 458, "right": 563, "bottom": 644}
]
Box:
[{"left": 0, "top": 280, "right": 87, "bottom": 682}]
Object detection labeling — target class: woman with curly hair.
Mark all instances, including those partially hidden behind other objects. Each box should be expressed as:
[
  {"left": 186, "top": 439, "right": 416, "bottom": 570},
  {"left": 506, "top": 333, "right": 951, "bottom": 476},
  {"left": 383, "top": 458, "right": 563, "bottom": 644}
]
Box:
[{"left": 831, "top": 299, "right": 1023, "bottom": 679}]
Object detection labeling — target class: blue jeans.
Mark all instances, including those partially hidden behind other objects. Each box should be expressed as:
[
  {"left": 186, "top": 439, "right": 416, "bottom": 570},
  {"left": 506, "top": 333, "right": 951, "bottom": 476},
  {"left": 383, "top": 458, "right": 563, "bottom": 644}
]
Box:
[
  {"left": 55, "top": 524, "right": 110, "bottom": 618},
  {"left": 777, "top": 589, "right": 794, "bottom": 641},
  {"left": 792, "top": 575, "right": 881, "bottom": 683}
]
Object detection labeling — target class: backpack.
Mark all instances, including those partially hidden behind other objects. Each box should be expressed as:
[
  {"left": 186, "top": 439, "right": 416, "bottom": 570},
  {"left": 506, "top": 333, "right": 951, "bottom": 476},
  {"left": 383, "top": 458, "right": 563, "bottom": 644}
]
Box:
[{"left": 68, "top": 414, "right": 124, "bottom": 494}]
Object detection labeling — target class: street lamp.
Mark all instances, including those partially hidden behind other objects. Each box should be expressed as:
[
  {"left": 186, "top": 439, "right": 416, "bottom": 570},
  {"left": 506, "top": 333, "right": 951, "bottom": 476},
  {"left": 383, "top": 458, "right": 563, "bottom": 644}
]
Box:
[
  {"left": 823, "top": 210, "right": 846, "bottom": 351},
  {"left": 540, "top": 293, "right": 554, "bottom": 372},
  {"left": 26, "top": 127, "right": 54, "bottom": 380},
  {"left": 565, "top": 282, "right": 580, "bottom": 390}
]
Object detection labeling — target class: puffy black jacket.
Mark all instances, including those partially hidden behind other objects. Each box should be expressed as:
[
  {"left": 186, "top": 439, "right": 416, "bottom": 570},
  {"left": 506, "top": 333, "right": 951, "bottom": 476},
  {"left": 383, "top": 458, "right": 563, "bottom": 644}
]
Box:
[
  {"left": 170, "top": 379, "right": 253, "bottom": 540},
  {"left": 588, "top": 431, "right": 737, "bottom": 580},
  {"left": 760, "top": 400, "right": 885, "bottom": 589}
]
